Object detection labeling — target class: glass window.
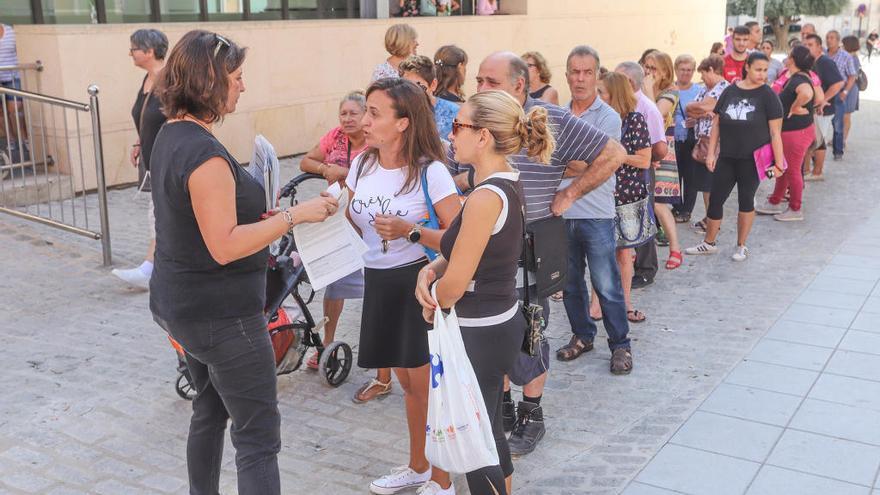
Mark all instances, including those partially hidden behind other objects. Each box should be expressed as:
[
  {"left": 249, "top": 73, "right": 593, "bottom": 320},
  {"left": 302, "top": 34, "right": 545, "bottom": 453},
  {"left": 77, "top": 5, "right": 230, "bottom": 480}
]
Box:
[
  {"left": 207, "top": 0, "right": 244, "bottom": 21},
  {"left": 249, "top": 0, "right": 283, "bottom": 20},
  {"left": 2, "top": 0, "right": 36, "bottom": 24},
  {"left": 41, "top": 0, "right": 96, "bottom": 24},
  {"left": 104, "top": 0, "right": 152, "bottom": 23},
  {"left": 159, "top": 0, "right": 201, "bottom": 22}
]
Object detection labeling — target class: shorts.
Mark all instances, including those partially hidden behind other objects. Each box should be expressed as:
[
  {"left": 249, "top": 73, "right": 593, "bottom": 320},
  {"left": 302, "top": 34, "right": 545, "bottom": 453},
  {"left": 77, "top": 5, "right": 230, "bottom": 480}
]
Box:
[
  {"left": 324, "top": 269, "right": 364, "bottom": 300},
  {"left": 508, "top": 286, "right": 550, "bottom": 386},
  {"left": 815, "top": 115, "right": 833, "bottom": 151},
  {"left": 1, "top": 78, "right": 21, "bottom": 102}
]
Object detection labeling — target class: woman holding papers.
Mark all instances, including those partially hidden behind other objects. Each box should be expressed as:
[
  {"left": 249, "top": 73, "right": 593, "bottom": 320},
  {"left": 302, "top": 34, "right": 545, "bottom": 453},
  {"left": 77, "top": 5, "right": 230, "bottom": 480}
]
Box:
[
  {"left": 346, "top": 78, "right": 460, "bottom": 495},
  {"left": 300, "top": 90, "right": 369, "bottom": 370},
  {"left": 148, "top": 31, "right": 338, "bottom": 495},
  {"left": 414, "top": 90, "right": 555, "bottom": 495}
]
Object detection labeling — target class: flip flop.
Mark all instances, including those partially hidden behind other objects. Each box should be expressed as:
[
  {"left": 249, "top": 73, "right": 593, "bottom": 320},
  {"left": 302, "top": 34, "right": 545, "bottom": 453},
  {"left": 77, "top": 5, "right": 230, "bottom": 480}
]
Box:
[{"left": 627, "top": 309, "right": 646, "bottom": 323}]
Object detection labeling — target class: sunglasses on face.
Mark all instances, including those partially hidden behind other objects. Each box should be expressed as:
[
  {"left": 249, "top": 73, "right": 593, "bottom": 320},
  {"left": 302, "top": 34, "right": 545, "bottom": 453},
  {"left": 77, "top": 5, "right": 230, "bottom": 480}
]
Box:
[{"left": 451, "top": 120, "right": 481, "bottom": 136}]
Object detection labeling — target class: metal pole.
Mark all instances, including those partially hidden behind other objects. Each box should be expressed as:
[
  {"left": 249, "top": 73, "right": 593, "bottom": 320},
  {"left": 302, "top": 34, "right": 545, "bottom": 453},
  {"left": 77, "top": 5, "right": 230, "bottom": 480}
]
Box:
[
  {"left": 88, "top": 85, "right": 112, "bottom": 267},
  {"left": 756, "top": 0, "right": 765, "bottom": 25}
]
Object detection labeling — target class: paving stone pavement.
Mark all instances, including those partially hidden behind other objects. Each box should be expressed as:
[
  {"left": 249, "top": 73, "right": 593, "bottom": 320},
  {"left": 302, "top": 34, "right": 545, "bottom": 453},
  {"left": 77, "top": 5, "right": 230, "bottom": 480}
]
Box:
[{"left": 1, "top": 97, "right": 879, "bottom": 494}]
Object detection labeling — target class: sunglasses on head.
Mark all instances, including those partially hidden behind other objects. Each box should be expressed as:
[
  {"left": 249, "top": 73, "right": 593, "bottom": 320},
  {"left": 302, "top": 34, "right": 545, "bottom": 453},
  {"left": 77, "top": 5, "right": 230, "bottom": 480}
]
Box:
[
  {"left": 451, "top": 120, "right": 481, "bottom": 136},
  {"left": 213, "top": 34, "right": 230, "bottom": 59}
]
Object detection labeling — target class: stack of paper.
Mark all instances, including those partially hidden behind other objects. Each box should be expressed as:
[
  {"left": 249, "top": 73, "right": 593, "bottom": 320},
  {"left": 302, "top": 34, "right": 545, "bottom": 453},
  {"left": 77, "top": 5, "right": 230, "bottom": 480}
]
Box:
[{"left": 247, "top": 135, "right": 281, "bottom": 211}]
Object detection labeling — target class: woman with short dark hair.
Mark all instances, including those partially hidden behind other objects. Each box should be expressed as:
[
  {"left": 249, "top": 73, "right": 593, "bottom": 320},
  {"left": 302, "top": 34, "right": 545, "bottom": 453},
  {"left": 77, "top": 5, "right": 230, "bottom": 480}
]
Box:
[
  {"left": 111, "top": 28, "right": 170, "bottom": 290},
  {"left": 685, "top": 52, "right": 784, "bottom": 261},
  {"left": 758, "top": 45, "right": 815, "bottom": 222},
  {"left": 522, "top": 51, "right": 559, "bottom": 104},
  {"left": 760, "top": 40, "right": 784, "bottom": 83},
  {"left": 150, "top": 30, "right": 338, "bottom": 494}
]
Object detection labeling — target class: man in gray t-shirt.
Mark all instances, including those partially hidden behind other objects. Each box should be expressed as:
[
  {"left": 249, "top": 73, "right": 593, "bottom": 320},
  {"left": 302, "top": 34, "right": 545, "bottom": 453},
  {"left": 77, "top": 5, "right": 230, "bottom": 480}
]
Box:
[{"left": 555, "top": 46, "right": 632, "bottom": 373}]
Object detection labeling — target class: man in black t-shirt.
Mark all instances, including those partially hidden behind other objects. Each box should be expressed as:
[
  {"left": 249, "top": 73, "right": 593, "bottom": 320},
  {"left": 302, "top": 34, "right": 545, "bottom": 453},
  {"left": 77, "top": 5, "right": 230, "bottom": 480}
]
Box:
[{"left": 803, "top": 34, "right": 843, "bottom": 180}]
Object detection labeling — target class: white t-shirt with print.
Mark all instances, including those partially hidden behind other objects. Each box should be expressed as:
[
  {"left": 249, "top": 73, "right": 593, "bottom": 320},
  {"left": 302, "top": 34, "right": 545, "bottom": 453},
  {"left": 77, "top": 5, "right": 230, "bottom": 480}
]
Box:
[{"left": 347, "top": 156, "right": 458, "bottom": 270}]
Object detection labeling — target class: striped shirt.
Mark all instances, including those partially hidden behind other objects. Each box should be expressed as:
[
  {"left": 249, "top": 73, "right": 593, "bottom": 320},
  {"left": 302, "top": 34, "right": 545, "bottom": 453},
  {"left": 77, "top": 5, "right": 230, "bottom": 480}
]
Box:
[
  {"left": 0, "top": 25, "right": 19, "bottom": 82},
  {"left": 448, "top": 97, "right": 609, "bottom": 222}
]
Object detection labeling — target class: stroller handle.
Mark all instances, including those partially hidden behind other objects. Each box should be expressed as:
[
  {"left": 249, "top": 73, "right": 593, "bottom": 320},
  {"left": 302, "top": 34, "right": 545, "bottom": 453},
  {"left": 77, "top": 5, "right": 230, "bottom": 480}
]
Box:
[{"left": 279, "top": 173, "right": 324, "bottom": 201}]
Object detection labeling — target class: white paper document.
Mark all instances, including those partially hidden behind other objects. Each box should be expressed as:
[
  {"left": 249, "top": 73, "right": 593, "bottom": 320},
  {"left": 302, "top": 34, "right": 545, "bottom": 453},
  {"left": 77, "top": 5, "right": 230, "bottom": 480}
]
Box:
[
  {"left": 292, "top": 183, "right": 368, "bottom": 291},
  {"left": 247, "top": 135, "right": 281, "bottom": 211}
]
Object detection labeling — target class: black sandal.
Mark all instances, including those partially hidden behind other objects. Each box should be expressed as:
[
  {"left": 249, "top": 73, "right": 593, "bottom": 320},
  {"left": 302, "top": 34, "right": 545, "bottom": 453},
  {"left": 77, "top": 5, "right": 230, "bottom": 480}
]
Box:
[
  {"left": 556, "top": 336, "right": 593, "bottom": 361},
  {"left": 627, "top": 309, "right": 646, "bottom": 323}
]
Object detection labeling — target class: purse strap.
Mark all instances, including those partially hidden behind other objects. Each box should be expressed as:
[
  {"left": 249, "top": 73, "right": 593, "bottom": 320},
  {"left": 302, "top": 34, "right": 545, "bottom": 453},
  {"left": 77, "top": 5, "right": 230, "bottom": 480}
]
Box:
[{"left": 520, "top": 204, "right": 531, "bottom": 307}]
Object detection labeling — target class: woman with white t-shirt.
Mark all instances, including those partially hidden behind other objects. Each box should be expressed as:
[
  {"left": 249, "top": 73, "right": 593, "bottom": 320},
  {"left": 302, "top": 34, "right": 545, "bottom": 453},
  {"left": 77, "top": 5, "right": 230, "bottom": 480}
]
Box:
[{"left": 346, "top": 78, "right": 460, "bottom": 495}]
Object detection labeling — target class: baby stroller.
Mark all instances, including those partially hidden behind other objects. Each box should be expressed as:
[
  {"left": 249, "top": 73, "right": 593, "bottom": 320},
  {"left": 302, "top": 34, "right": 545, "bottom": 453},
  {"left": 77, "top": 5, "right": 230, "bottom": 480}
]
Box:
[{"left": 170, "top": 173, "right": 354, "bottom": 400}]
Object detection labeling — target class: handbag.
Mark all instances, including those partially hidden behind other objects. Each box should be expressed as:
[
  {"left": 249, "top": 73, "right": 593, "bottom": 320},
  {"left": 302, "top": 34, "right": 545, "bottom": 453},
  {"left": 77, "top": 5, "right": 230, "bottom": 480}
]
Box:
[
  {"left": 420, "top": 166, "right": 440, "bottom": 261},
  {"left": 614, "top": 197, "right": 657, "bottom": 249},
  {"left": 691, "top": 135, "right": 719, "bottom": 165},
  {"left": 522, "top": 214, "right": 568, "bottom": 299},
  {"left": 425, "top": 286, "right": 500, "bottom": 473},
  {"left": 857, "top": 68, "right": 868, "bottom": 92},
  {"left": 519, "top": 207, "right": 546, "bottom": 357},
  {"left": 655, "top": 134, "right": 681, "bottom": 198},
  {"left": 753, "top": 142, "right": 787, "bottom": 182}
]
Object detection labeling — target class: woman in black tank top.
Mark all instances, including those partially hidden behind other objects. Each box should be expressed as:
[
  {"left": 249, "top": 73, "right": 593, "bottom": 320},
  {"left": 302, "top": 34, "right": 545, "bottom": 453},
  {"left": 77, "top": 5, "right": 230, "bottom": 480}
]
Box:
[
  {"left": 414, "top": 90, "right": 556, "bottom": 495},
  {"left": 149, "top": 31, "right": 338, "bottom": 495}
]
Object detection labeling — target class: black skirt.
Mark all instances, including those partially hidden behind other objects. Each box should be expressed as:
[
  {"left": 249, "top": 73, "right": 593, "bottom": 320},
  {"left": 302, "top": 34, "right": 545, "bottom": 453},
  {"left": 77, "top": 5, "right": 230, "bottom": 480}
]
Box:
[{"left": 358, "top": 259, "right": 430, "bottom": 369}]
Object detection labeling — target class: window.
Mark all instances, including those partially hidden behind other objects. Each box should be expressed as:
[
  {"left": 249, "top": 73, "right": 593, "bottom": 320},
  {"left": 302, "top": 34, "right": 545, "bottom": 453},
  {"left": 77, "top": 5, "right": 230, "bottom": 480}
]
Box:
[
  {"left": 159, "top": 0, "right": 201, "bottom": 22},
  {"left": 3, "top": 0, "right": 35, "bottom": 24},
  {"left": 105, "top": 0, "right": 153, "bottom": 23},
  {"left": 249, "top": 0, "right": 284, "bottom": 20},
  {"left": 207, "top": 0, "right": 244, "bottom": 21},
  {"left": 41, "top": 0, "right": 96, "bottom": 24}
]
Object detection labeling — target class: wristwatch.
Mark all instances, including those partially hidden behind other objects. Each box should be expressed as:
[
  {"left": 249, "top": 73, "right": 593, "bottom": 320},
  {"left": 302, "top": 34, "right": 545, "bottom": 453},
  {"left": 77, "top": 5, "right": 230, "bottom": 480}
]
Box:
[{"left": 407, "top": 224, "right": 422, "bottom": 243}]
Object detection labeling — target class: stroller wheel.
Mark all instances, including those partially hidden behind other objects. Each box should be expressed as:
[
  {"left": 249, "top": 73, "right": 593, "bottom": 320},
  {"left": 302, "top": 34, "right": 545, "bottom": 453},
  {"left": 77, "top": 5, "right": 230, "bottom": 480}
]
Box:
[
  {"left": 318, "top": 341, "right": 352, "bottom": 387},
  {"left": 175, "top": 372, "right": 196, "bottom": 401}
]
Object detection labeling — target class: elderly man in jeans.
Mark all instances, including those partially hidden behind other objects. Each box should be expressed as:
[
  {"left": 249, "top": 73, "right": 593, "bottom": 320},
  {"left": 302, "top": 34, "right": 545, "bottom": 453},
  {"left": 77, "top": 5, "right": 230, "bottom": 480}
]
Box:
[{"left": 554, "top": 45, "right": 632, "bottom": 371}]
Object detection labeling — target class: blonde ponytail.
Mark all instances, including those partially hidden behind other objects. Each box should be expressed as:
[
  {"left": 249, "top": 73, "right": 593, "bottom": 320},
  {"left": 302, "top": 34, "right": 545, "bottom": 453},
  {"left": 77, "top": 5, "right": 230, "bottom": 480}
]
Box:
[
  {"left": 467, "top": 90, "right": 555, "bottom": 163},
  {"left": 523, "top": 106, "right": 555, "bottom": 164}
]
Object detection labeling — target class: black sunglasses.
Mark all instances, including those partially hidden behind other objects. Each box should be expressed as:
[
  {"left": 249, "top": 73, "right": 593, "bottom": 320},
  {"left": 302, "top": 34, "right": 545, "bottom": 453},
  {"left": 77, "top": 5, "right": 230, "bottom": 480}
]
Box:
[{"left": 213, "top": 34, "right": 230, "bottom": 59}]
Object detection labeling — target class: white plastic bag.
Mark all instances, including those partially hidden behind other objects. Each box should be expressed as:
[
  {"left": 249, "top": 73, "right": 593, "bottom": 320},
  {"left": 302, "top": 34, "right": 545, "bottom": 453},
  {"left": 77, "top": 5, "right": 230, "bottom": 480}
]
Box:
[{"left": 424, "top": 287, "right": 500, "bottom": 474}]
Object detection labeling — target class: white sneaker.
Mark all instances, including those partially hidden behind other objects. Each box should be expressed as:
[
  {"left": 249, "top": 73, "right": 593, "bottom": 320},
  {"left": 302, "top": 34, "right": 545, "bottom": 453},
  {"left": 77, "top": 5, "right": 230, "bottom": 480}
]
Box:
[
  {"left": 732, "top": 245, "right": 750, "bottom": 262},
  {"left": 417, "top": 481, "right": 455, "bottom": 495},
  {"left": 804, "top": 174, "right": 825, "bottom": 182},
  {"left": 370, "top": 466, "right": 432, "bottom": 495},
  {"left": 684, "top": 241, "right": 718, "bottom": 255},
  {"left": 774, "top": 209, "right": 804, "bottom": 222},
  {"left": 111, "top": 267, "right": 151, "bottom": 290},
  {"left": 755, "top": 200, "right": 785, "bottom": 215}
]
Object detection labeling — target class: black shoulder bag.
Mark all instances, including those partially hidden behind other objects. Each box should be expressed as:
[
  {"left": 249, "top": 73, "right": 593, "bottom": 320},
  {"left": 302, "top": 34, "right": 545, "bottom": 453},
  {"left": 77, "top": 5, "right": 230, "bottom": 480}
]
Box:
[
  {"left": 519, "top": 205, "right": 547, "bottom": 357},
  {"left": 522, "top": 213, "right": 568, "bottom": 299}
]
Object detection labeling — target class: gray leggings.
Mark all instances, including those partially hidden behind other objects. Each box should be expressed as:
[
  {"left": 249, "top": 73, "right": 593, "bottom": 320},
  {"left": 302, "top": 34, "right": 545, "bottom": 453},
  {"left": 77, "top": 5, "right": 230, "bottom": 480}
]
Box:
[{"left": 460, "top": 313, "right": 526, "bottom": 495}]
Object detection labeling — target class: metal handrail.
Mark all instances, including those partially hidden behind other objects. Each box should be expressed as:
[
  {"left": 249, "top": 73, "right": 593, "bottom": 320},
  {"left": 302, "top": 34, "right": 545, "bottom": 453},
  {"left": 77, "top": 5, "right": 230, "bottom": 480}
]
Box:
[
  {"left": 0, "top": 86, "right": 90, "bottom": 112},
  {"left": 0, "top": 61, "right": 44, "bottom": 73}
]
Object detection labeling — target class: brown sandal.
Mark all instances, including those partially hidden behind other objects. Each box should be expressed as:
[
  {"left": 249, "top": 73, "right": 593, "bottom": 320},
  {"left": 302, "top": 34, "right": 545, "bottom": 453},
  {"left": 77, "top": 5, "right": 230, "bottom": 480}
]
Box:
[
  {"left": 555, "top": 336, "right": 593, "bottom": 362},
  {"left": 352, "top": 379, "right": 392, "bottom": 404},
  {"left": 627, "top": 309, "right": 646, "bottom": 323}
]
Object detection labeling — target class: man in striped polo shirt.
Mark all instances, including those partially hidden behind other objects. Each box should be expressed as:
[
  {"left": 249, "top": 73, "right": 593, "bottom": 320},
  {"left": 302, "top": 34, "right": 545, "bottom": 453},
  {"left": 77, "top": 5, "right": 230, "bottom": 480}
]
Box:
[
  {"left": 0, "top": 23, "right": 26, "bottom": 159},
  {"left": 445, "top": 51, "right": 626, "bottom": 456}
]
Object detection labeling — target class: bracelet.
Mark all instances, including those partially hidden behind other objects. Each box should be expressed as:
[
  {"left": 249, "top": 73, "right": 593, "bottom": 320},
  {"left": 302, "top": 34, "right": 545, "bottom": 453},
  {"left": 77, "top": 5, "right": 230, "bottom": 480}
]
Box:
[
  {"left": 319, "top": 163, "right": 328, "bottom": 176},
  {"left": 132, "top": 144, "right": 141, "bottom": 148},
  {"left": 280, "top": 209, "right": 295, "bottom": 234}
]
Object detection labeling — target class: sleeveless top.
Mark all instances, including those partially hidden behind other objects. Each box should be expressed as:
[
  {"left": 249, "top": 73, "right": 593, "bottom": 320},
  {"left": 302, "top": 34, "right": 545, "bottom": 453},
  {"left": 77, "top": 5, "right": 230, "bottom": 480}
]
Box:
[
  {"left": 149, "top": 121, "right": 268, "bottom": 321},
  {"left": 529, "top": 84, "right": 551, "bottom": 99},
  {"left": 439, "top": 172, "right": 523, "bottom": 326},
  {"left": 131, "top": 75, "right": 167, "bottom": 170}
]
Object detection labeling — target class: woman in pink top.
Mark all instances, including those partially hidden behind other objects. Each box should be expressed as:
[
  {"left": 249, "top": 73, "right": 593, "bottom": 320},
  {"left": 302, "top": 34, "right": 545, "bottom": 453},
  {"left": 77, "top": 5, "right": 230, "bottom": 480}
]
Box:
[
  {"left": 299, "top": 90, "right": 369, "bottom": 370},
  {"left": 476, "top": 0, "right": 497, "bottom": 15}
]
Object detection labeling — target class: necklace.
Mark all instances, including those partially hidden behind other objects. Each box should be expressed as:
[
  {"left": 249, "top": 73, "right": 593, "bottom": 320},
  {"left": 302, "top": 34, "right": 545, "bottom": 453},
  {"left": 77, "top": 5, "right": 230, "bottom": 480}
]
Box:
[{"left": 172, "top": 114, "right": 213, "bottom": 134}]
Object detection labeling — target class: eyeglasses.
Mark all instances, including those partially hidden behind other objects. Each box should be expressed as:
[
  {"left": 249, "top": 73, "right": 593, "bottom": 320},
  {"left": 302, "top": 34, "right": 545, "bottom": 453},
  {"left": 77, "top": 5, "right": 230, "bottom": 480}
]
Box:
[
  {"left": 129, "top": 47, "right": 141, "bottom": 54},
  {"left": 415, "top": 81, "right": 429, "bottom": 93},
  {"left": 451, "top": 120, "right": 481, "bottom": 136},
  {"left": 213, "top": 34, "right": 230, "bottom": 59}
]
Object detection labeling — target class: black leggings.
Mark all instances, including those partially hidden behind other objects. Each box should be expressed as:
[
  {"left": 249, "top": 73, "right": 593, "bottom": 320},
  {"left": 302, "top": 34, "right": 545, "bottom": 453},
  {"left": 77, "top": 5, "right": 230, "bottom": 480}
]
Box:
[
  {"left": 673, "top": 133, "right": 700, "bottom": 216},
  {"left": 707, "top": 156, "right": 760, "bottom": 220},
  {"left": 460, "top": 313, "right": 525, "bottom": 495}
]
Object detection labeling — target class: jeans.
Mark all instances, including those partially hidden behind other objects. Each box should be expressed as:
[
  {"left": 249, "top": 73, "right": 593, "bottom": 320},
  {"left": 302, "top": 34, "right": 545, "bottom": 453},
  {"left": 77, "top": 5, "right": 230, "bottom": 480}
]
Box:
[
  {"left": 673, "top": 132, "right": 699, "bottom": 217},
  {"left": 769, "top": 125, "right": 815, "bottom": 212},
  {"left": 154, "top": 314, "right": 281, "bottom": 495},
  {"left": 831, "top": 96, "right": 846, "bottom": 157},
  {"left": 562, "top": 219, "right": 631, "bottom": 350}
]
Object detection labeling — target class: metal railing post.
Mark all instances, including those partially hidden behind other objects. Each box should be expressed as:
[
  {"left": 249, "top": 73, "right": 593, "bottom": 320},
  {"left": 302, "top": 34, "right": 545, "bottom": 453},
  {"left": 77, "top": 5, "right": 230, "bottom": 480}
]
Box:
[{"left": 88, "top": 85, "right": 112, "bottom": 267}]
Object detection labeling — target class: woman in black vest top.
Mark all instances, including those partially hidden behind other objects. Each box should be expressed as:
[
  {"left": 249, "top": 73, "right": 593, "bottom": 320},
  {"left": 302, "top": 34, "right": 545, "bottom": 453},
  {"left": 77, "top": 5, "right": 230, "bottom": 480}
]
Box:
[
  {"left": 415, "top": 90, "right": 555, "bottom": 495},
  {"left": 149, "top": 31, "right": 338, "bottom": 495}
]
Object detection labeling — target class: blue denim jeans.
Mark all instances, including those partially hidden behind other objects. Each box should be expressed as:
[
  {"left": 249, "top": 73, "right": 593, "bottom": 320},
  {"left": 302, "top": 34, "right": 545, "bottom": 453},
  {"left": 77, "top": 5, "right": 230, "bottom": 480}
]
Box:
[
  {"left": 562, "top": 219, "right": 631, "bottom": 350},
  {"left": 154, "top": 313, "right": 281, "bottom": 495},
  {"left": 832, "top": 96, "right": 846, "bottom": 157}
]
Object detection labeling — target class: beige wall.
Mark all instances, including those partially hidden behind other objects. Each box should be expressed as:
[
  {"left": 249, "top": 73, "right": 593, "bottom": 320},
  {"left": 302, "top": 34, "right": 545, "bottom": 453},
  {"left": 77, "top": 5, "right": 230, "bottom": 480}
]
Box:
[{"left": 15, "top": 0, "right": 726, "bottom": 189}]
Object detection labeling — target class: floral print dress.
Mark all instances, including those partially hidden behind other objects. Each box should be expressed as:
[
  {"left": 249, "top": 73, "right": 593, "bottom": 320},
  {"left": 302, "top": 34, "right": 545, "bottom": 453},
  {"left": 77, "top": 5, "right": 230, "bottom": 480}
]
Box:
[{"left": 615, "top": 112, "right": 652, "bottom": 207}]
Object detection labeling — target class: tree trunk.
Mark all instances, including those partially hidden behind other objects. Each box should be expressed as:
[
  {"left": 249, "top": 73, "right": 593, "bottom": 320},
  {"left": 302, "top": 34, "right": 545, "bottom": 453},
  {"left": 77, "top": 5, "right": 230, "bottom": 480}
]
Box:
[{"left": 772, "top": 17, "right": 793, "bottom": 52}]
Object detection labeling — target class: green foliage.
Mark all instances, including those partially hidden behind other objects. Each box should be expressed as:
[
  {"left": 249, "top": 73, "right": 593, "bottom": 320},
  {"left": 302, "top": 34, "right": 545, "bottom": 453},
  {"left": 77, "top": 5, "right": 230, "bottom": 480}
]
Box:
[{"left": 727, "top": 0, "right": 849, "bottom": 19}]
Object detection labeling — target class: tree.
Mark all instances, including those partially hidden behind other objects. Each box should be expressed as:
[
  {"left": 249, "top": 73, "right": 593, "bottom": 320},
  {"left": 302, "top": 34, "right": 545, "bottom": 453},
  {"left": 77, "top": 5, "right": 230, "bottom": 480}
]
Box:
[{"left": 727, "top": 0, "right": 849, "bottom": 48}]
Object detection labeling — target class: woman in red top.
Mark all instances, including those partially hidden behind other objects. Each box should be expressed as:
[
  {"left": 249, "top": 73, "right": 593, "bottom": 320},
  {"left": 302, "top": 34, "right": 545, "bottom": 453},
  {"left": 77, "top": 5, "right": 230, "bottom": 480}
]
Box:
[{"left": 300, "top": 91, "right": 369, "bottom": 369}]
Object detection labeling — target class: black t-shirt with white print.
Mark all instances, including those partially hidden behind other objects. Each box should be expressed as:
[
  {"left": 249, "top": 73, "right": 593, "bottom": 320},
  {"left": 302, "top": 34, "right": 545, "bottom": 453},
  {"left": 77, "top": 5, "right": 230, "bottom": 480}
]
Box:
[{"left": 713, "top": 83, "right": 783, "bottom": 159}]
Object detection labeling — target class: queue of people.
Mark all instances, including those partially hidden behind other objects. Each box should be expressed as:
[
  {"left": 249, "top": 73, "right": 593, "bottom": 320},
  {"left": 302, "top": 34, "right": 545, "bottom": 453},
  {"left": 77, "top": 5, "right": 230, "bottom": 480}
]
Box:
[{"left": 111, "top": 19, "right": 868, "bottom": 495}]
